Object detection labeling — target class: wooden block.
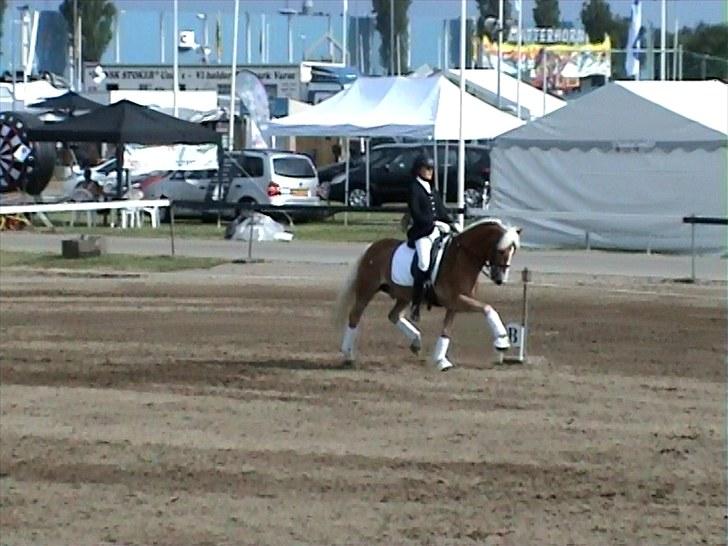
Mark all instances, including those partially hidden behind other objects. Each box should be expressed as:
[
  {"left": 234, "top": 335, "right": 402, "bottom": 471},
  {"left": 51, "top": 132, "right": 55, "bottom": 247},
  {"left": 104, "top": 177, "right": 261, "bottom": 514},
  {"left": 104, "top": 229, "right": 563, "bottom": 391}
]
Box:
[{"left": 61, "top": 236, "right": 106, "bottom": 259}]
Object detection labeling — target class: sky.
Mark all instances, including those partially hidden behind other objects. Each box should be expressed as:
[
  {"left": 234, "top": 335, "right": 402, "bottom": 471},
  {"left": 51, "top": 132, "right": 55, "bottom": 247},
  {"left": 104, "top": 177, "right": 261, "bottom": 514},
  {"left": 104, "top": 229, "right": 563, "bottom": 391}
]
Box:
[{"left": 2, "top": 0, "right": 726, "bottom": 70}]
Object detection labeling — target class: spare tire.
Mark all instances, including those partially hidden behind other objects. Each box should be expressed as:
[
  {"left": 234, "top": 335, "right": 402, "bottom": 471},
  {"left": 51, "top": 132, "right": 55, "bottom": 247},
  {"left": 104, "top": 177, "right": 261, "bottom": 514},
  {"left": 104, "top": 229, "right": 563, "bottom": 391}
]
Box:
[{"left": 0, "top": 111, "right": 56, "bottom": 195}]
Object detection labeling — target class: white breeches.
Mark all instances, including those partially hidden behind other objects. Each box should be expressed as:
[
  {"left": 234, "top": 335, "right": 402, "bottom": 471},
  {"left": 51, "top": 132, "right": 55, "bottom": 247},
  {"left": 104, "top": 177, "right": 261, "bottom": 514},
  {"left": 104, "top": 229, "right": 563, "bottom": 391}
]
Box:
[{"left": 414, "top": 228, "right": 438, "bottom": 272}]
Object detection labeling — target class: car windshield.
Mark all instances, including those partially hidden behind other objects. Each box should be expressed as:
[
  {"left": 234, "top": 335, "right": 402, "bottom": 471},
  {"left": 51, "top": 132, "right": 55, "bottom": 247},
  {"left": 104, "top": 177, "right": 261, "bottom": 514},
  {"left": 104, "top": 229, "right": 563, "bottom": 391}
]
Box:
[{"left": 273, "top": 157, "right": 315, "bottom": 178}]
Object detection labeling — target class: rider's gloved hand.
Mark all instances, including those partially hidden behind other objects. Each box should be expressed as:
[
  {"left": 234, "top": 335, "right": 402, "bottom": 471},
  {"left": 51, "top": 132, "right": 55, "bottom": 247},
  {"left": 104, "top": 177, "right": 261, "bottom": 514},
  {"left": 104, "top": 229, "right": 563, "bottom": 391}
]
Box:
[{"left": 435, "top": 221, "right": 451, "bottom": 234}]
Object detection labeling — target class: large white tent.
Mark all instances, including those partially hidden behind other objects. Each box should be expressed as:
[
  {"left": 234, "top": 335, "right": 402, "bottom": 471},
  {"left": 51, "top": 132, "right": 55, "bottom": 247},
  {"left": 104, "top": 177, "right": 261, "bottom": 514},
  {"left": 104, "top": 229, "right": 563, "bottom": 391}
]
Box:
[
  {"left": 263, "top": 74, "right": 524, "bottom": 140},
  {"left": 447, "top": 68, "right": 566, "bottom": 120},
  {"left": 490, "top": 80, "right": 727, "bottom": 253}
]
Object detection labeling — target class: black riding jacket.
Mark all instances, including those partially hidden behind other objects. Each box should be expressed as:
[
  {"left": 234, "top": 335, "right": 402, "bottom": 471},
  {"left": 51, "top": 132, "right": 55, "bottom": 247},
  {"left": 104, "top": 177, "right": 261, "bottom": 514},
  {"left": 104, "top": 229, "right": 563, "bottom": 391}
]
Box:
[{"left": 407, "top": 177, "right": 453, "bottom": 243}]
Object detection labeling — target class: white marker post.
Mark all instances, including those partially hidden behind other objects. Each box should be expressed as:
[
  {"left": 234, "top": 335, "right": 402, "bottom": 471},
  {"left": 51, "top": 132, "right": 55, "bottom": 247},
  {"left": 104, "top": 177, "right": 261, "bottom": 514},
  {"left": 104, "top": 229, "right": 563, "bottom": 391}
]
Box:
[{"left": 499, "top": 267, "right": 531, "bottom": 364}]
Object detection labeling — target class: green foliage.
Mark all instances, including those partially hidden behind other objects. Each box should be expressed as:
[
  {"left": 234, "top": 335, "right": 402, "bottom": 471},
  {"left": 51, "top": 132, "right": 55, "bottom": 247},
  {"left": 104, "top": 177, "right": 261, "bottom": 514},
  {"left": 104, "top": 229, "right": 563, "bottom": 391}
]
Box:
[
  {"left": 59, "top": 0, "right": 117, "bottom": 62},
  {"left": 580, "top": 0, "right": 613, "bottom": 43},
  {"left": 475, "top": 0, "right": 513, "bottom": 38},
  {"left": 680, "top": 23, "right": 728, "bottom": 79},
  {"left": 371, "top": 0, "right": 412, "bottom": 75},
  {"left": 533, "top": 0, "right": 560, "bottom": 28}
]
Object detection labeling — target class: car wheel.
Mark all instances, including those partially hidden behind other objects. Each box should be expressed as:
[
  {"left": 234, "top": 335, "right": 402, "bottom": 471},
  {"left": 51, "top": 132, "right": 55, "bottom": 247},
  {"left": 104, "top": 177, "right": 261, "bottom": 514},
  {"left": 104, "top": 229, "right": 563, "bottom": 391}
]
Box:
[
  {"left": 347, "top": 188, "right": 369, "bottom": 208},
  {"left": 235, "top": 197, "right": 257, "bottom": 219},
  {"left": 464, "top": 188, "right": 483, "bottom": 209}
]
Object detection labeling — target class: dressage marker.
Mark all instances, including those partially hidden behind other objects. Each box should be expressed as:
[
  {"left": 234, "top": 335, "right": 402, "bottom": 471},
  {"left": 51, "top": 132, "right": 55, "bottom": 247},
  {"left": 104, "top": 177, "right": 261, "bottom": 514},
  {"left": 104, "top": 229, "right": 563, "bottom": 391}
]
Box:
[{"left": 498, "top": 268, "right": 532, "bottom": 365}]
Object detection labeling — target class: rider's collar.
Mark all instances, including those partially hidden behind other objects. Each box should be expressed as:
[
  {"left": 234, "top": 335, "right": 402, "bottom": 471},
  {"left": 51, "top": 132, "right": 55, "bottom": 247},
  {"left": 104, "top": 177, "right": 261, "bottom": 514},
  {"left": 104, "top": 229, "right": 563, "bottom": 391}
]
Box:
[{"left": 416, "top": 176, "right": 432, "bottom": 193}]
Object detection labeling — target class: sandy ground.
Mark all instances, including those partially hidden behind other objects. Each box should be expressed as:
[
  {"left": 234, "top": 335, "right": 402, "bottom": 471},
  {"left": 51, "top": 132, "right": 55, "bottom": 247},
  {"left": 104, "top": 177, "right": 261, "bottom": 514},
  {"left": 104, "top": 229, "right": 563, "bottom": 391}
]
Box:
[{"left": 0, "top": 267, "right": 725, "bottom": 545}]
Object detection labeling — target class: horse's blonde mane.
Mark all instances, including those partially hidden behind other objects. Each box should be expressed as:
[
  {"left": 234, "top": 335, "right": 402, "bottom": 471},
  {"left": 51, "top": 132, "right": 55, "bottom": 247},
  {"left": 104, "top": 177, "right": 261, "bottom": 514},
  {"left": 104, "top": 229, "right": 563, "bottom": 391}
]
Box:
[{"left": 459, "top": 217, "right": 520, "bottom": 250}]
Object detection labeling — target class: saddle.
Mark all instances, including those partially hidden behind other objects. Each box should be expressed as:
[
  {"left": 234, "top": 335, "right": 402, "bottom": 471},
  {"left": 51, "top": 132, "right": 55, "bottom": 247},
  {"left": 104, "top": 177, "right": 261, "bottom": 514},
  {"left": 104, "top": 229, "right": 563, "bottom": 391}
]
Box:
[{"left": 392, "top": 230, "right": 452, "bottom": 308}]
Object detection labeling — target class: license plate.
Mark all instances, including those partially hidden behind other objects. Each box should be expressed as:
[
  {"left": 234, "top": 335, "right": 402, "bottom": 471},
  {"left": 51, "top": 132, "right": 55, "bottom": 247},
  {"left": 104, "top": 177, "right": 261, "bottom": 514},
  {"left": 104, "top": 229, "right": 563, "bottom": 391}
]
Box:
[{"left": 292, "top": 188, "right": 309, "bottom": 196}]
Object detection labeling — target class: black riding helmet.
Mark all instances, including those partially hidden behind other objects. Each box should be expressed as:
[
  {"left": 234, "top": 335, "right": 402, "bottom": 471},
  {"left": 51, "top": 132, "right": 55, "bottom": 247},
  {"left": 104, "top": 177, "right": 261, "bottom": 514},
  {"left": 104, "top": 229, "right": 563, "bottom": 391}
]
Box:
[{"left": 411, "top": 153, "right": 435, "bottom": 176}]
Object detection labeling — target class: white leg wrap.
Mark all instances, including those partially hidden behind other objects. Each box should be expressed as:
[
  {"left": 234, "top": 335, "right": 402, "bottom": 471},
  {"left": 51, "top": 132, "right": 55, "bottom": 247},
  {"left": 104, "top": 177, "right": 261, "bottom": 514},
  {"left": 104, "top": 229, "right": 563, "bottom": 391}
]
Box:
[
  {"left": 431, "top": 336, "right": 453, "bottom": 371},
  {"left": 341, "top": 325, "right": 359, "bottom": 360},
  {"left": 485, "top": 308, "right": 510, "bottom": 350},
  {"left": 396, "top": 317, "right": 421, "bottom": 348}
]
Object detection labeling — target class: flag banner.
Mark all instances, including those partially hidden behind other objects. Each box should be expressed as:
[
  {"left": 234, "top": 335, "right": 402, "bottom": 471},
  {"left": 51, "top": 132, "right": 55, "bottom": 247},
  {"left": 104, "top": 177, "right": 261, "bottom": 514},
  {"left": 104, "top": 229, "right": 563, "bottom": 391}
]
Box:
[{"left": 625, "top": 0, "right": 643, "bottom": 78}]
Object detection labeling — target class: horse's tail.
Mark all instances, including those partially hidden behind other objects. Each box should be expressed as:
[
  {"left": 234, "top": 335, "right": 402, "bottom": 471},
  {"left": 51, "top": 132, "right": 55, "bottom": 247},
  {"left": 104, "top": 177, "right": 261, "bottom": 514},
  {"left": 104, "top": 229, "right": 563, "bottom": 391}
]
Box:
[{"left": 332, "top": 245, "right": 369, "bottom": 328}]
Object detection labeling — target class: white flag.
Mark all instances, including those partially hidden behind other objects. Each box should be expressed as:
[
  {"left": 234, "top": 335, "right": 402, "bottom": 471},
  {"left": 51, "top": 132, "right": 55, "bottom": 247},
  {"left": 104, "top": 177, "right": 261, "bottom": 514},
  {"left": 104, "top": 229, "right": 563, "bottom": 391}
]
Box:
[{"left": 625, "top": 0, "right": 642, "bottom": 78}]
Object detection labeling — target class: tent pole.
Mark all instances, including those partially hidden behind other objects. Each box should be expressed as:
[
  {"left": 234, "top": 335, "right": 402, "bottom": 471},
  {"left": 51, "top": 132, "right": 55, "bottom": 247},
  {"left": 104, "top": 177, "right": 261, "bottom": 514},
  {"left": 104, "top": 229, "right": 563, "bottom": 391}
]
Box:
[
  {"left": 173, "top": 0, "right": 179, "bottom": 117},
  {"left": 228, "top": 0, "right": 239, "bottom": 152},
  {"left": 432, "top": 138, "right": 438, "bottom": 191},
  {"left": 457, "top": 0, "right": 466, "bottom": 228},
  {"left": 365, "top": 137, "right": 370, "bottom": 207},
  {"left": 443, "top": 140, "right": 449, "bottom": 203},
  {"left": 344, "top": 137, "right": 350, "bottom": 226},
  {"left": 115, "top": 144, "right": 124, "bottom": 200}
]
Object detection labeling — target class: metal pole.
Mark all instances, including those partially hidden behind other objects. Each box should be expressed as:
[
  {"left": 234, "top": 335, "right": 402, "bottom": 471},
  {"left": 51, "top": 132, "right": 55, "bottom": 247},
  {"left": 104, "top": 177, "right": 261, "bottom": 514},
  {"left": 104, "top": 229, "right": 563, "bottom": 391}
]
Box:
[
  {"left": 287, "top": 15, "right": 293, "bottom": 63},
  {"left": 344, "top": 137, "right": 350, "bottom": 226},
  {"left": 389, "top": 0, "right": 394, "bottom": 74},
  {"left": 204, "top": 16, "right": 210, "bottom": 64},
  {"left": 342, "top": 0, "right": 348, "bottom": 65},
  {"left": 245, "top": 12, "right": 251, "bottom": 64},
  {"left": 229, "top": 0, "right": 239, "bottom": 152},
  {"left": 690, "top": 217, "right": 696, "bottom": 282},
  {"left": 457, "top": 0, "right": 466, "bottom": 229},
  {"left": 328, "top": 14, "right": 334, "bottom": 61},
  {"left": 396, "top": 34, "right": 401, "bottom": 75},
  {"left": 169, "top": 205, "right": 176, "bottom": 256},
  {"left": 542, "top": 48, "right": 547, "bottom": 117},
  {"left": 672, "top": 19, "right": 679, "bottom": 80},
  {"left": 173, "top": 0, "right": 179, "bottom": 117},
  {"left": 77, "top": 15, "right": 82, "bottom": 91},
  {"left": 521, "top": 267, "right": 530, "bottom": 361},
  {"left": 115, "top": 10, "right": 121, "bottom": 63},
  {"left": 497, "top": 0, "right": 503, "bottom": 108},
  {"left": 365, "top": 138, "right": 370, "bottom": 207},
  {"left": 516, "top": 0, "right": 522, "bottom": 119},
  {"left": 660, "top": 0, "right": 666, "bottom": 80},
  {"left": 10, "top": 16, "right": 16, "bottom": 109},
  {"left": 72, "top": 0, "right": 77, "bottom": 90},
  {"left": 160, "top": 12, "right": 165, "bottom": 63}
]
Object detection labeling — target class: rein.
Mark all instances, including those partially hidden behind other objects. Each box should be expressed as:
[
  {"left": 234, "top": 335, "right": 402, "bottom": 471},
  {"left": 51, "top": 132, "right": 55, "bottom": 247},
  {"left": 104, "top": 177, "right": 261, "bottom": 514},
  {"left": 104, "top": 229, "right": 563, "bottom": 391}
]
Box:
[{"left": 451, "top": 232, "right": 496, "bottom": 279}]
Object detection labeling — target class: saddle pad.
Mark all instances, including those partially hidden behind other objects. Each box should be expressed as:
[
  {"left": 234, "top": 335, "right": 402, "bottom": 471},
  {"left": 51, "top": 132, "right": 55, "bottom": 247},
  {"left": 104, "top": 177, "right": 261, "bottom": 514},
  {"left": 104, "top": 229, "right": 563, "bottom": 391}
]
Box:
[{"left": 391, "top": 243, "right": 416, "bottom": 287}]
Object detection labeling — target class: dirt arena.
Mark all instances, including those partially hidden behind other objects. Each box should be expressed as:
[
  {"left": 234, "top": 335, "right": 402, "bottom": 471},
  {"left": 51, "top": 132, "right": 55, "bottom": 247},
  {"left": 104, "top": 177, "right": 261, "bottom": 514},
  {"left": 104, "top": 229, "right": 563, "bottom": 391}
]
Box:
[{"left": 0, "top": 266, "right": 725, "bottom": 545}]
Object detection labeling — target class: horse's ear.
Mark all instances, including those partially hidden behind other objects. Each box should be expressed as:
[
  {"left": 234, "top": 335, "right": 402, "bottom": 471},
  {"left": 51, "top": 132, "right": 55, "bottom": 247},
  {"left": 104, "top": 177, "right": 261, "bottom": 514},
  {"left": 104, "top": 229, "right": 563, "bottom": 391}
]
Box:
[{"left": 516, "top": 227, "right": 523, "bottom": 235}]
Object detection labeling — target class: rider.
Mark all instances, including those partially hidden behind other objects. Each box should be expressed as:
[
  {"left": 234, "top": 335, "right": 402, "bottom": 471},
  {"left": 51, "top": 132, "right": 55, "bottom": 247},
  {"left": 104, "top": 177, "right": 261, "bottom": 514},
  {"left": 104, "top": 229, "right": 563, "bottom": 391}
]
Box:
[{"left": 407, "top": 153, "right": 457, "bottom": 322}]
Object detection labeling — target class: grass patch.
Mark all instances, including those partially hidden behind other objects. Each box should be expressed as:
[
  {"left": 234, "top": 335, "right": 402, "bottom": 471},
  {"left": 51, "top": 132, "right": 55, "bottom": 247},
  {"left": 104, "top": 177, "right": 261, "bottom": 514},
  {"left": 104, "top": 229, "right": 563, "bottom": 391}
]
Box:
[
  {"left": 30, "top": 211, "right": 408, "bottom": 243},
  {"left": 0, "top": 250, "right": 227, "bottom": 272}
]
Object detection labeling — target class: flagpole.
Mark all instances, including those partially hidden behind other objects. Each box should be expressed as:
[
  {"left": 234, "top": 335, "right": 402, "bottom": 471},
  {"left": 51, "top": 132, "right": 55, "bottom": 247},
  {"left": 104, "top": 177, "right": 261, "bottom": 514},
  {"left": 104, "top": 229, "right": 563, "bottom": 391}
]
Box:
[
  {"left": 173, "top": 0, "right": 179, "bottom": 117},
  {"left": 516, "top": 0, "right": 522, "bottom": 119},
  {"left": 229, "top": 0, "right": 239, "bottom": 152},
  {"left": 457, "top": 0, "right": 466, "bottom": 228},
  {"left": 496, "top": 0, "right": 503, "bottom": 108}
]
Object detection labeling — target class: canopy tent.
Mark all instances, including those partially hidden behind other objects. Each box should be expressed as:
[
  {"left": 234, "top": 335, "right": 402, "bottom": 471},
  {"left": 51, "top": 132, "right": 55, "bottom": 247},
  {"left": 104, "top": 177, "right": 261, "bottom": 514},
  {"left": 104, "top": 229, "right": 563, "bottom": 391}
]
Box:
[
  {"left": 28, "top": 91, "right": 102, "bottom": 115},
  {"left": 264, "top": 74, "right": 524, "bottom": 140},
  {"left": 490, "top": 81, "right": 727, "bottom": 253},
  {"left": 447, "top": 69, "right": 566, "bottom": 120},
  {"left": 29, "top": 100, "right": 221, "bottom": 198}
]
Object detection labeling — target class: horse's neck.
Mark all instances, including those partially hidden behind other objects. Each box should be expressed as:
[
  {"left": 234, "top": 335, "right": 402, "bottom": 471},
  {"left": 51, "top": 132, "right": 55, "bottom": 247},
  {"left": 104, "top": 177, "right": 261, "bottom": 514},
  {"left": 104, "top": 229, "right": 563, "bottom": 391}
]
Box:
[{"left": 454, "top": 226, "right": 500, "bottom": 266}]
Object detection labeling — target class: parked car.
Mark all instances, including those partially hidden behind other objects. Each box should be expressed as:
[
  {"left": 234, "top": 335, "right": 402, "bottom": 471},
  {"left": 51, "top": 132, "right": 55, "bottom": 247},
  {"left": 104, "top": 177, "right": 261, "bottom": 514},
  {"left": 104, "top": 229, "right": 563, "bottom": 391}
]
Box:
[
  {"left": 63, "top": 157, "right": 150, "bottom": 198},
  {"left": 320, "top": 143, "right": 491, "bottom": 209},
  {"left": 141, "top": 149, "right": 326, "bottom": 222}
]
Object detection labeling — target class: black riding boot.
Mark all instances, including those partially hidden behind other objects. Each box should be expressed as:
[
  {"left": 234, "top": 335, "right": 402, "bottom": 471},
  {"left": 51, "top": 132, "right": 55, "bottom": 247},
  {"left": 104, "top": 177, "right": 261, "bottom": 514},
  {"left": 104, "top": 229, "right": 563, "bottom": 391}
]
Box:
[{"left": 409, "top": 269, "right": 426, "bottom": 322}]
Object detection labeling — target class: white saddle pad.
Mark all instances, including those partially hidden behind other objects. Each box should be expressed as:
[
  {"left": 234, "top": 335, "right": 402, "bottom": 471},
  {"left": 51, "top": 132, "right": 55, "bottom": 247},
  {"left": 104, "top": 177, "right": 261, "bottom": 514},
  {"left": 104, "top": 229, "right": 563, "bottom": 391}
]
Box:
[
  {"left": 391, "top": 243, "right": 416, "bottom": 287},
  {"left": 390, "top": 239, "right": 449, "bottom": 288}
]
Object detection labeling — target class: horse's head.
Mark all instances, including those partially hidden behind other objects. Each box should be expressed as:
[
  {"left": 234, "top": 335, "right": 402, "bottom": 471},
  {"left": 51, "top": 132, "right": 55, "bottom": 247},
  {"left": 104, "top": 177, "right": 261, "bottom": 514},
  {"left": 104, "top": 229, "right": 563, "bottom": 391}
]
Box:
[
  {"left": 488, "top": 225, "right": 521, "bottom": 285},
  {"left": 455, "top": 219, "right": 522, "bottom": 286}
]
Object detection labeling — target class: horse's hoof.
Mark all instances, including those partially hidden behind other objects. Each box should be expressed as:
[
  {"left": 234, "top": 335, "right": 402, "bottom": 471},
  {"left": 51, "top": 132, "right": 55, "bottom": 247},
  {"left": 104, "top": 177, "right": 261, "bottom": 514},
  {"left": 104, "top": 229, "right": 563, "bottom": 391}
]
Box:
[
  {"left": 494, "top": 335, "right": 510, "bottom": 351},
  {"left": 342, "top": 359, "right": 356, "bottom": 368},
  {"left": 434, "top": 358, "right": 453, "bottom": 372},
  {"left": 409, "top": 340, "right": 421, "bottom": 355}
]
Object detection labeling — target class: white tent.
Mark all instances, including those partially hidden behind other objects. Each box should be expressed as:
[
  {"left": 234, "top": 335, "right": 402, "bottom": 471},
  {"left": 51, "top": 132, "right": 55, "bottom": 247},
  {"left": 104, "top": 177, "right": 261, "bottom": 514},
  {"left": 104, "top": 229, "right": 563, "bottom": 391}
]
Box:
[
  {"left": 447, "top": 68, "right": 566, "bottom": 120},
  {"left": 263, "top": 74, "right": 524, "bottom": 140},
  {"left": 490, "top": 81, "right": 728, "bottom": 254}
]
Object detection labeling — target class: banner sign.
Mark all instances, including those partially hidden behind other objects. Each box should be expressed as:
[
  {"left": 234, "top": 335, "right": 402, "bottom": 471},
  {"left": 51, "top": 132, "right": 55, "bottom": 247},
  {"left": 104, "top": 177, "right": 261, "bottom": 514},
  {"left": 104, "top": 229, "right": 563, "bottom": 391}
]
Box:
[{"left": 124, "top": 144, "right": 219, "bottom": 172}]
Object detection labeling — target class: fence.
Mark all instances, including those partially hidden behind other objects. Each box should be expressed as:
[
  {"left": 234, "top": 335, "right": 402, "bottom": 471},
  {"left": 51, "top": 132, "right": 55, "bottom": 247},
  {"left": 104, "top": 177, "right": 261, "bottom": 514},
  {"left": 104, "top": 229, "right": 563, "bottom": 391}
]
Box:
[{"left": 683, "top": 215, "right": 728, "bottom": 282}]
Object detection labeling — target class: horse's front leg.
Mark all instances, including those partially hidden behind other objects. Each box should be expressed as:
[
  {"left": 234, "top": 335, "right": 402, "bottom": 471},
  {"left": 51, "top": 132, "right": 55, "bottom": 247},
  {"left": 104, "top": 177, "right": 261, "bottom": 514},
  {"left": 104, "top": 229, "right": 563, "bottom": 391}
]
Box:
[
  {"left": 388, "top": 298, "right": 422, "bottom": 355},
  {"left": 431, "top": 309, "right": 456, "bottom": 371},
  {"left": 457, "top": 294, "right": 510, "bottom": 352}
]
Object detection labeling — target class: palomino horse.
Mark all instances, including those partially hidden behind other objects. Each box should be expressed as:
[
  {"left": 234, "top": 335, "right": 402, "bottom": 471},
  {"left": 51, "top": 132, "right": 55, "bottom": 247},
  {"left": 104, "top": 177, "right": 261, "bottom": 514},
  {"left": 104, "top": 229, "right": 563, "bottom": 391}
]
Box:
[{"left": 333, "top": 219, "right": 522, "bottom": 371}]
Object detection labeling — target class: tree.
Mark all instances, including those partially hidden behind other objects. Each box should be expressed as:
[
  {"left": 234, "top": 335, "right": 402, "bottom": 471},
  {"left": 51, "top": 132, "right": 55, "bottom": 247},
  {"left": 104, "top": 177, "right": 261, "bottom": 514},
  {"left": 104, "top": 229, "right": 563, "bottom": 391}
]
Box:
[
  {"left": 580, "top": 0, "right": 613, "bottom": 43},
  {"left": 475, "top": 0, "right": 512, "bottom": 38},
  {"left": 533, "top": 0, "right": 560, "bottom": 28},
  {"left": 371, "top": 0, "right": 412, "bottom": 75},
  {"left": 59, "top": 0, "right": 117, "bottom": 63},
  {"left": 680, "top": 23, "right": 728, "bottom": 79}
]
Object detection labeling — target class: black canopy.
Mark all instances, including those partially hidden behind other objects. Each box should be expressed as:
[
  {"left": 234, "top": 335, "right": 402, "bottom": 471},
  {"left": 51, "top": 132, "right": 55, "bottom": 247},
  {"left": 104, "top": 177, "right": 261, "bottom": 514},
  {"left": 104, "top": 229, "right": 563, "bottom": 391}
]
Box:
[
  {"left": 28, "top": 91, "right": 102, "bottom": 114},
  {"left": 28, "top": 100, "right": 220, "bottom": 145}
]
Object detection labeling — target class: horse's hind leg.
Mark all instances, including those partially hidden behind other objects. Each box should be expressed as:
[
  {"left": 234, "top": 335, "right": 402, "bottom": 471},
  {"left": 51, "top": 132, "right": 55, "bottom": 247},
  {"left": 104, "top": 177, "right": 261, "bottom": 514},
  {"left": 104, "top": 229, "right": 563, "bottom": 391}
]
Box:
[
  {"left": 341, "top": 279, "right": 381, "bottom": 365},
  {"left": 388, "top": 299, "right": 422, "bottom": 355}
]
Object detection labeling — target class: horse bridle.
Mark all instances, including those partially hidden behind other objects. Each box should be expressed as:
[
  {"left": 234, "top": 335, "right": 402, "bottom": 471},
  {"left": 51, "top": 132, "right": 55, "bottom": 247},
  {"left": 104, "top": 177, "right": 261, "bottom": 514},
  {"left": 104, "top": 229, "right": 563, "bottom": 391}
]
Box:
[{"left": 453, "top": 235, "right": 513, "bottom": 280}]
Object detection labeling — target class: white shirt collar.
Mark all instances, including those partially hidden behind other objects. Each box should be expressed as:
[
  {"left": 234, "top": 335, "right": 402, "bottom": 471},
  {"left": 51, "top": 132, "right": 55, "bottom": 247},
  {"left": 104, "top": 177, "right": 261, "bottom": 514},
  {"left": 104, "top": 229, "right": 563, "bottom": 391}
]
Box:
[{"left": 416, "top": 176, "right": 432, "bottom": 194}]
